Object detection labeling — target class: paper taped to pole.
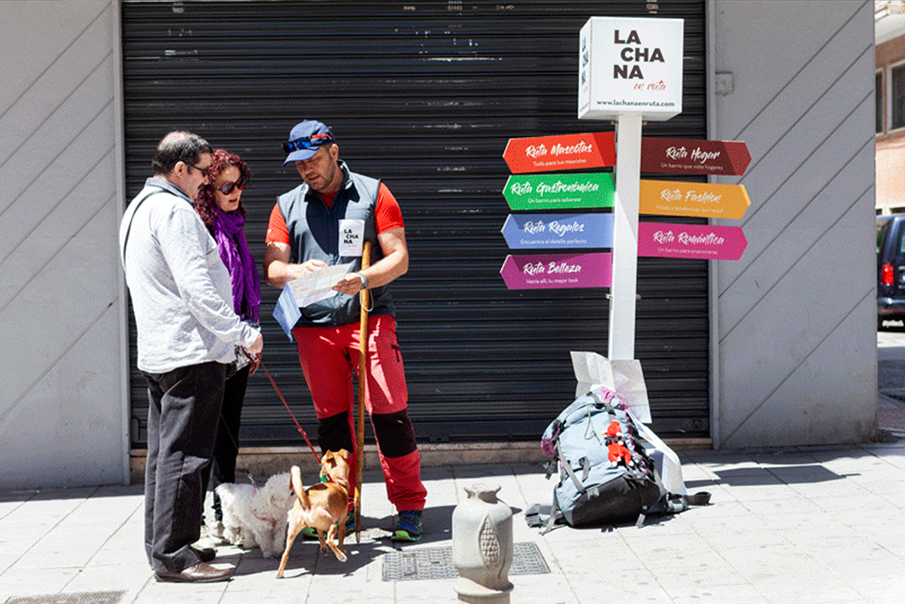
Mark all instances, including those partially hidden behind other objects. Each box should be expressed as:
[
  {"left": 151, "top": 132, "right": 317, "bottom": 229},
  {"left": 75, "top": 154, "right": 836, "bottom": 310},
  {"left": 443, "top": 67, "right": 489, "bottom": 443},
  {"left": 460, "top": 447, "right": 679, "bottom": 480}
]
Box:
[{"left": 570, "top": 351, "right": 651, "bottom": 423}]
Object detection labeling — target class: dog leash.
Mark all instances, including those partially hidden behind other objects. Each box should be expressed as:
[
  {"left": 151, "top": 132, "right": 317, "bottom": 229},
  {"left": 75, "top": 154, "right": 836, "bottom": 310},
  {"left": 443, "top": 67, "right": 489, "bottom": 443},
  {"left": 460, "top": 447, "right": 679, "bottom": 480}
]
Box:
[{"left": 259, "top": 360, "right": 321, "bottom": 465}]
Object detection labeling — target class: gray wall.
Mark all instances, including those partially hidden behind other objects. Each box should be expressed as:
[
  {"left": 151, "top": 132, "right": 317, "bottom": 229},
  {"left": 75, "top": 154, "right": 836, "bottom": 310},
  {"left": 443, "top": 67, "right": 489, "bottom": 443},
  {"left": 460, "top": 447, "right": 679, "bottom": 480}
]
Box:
[
  {"left": 0, "top": 0, "right": 127, "bottom": 488},
  {"left": 709, "top": 0, "right": 877, "bottom": 447},
  {"left": 0, "top": 0, "right": 880, "bottom": 489}
]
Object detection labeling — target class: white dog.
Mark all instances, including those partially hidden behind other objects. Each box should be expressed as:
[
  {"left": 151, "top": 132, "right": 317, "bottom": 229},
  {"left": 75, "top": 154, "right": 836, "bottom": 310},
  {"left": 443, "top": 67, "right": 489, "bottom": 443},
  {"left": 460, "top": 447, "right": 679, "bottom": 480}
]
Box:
[{"left": 215, "top": 472, "right": 294, "bottom": 558}]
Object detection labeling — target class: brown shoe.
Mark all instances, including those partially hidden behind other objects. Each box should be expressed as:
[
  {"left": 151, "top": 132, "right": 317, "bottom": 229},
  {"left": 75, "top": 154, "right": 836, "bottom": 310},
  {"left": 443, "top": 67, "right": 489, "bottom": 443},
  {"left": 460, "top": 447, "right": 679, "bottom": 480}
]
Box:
[
  {"left": 190, "top": 544, "right": 216, "bottom": 563},
  {"left": 154, "top": 562, "right": 232, "bottom": 583}
]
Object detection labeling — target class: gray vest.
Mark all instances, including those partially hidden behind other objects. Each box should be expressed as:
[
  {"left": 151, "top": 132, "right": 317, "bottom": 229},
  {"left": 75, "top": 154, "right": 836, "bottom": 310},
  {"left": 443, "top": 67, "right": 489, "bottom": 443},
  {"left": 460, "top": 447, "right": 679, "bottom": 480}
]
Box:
[{"left": 277, "top": 162, "right": 395, "bottom": 327}]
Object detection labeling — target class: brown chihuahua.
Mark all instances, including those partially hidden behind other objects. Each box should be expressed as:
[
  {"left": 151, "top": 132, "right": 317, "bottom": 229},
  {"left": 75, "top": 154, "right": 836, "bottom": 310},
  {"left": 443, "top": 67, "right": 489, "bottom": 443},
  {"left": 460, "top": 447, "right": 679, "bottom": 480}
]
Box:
[{"left": 276, "top": 449, "right": 352, "bottom": 577}]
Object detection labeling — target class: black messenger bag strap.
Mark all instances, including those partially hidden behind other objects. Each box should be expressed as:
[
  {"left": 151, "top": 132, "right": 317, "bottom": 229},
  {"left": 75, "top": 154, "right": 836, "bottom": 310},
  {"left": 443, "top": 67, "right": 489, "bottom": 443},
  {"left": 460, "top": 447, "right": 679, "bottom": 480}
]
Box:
[{"left": 121, "top": 189, "right": 164, "bottom": 267}]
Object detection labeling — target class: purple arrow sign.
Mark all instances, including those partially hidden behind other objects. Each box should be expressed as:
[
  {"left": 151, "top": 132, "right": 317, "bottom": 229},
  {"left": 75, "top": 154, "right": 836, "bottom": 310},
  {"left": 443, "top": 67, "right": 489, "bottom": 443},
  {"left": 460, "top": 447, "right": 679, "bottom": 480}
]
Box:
[
  {"left": 500, "top": 253, "right": 612, "bottom": 290},
  {"left": 638, "top": 223, "right": 747, "bottom": 260},
  {"left": 501, "top": 213, "right": 614, "bottom": 249}
]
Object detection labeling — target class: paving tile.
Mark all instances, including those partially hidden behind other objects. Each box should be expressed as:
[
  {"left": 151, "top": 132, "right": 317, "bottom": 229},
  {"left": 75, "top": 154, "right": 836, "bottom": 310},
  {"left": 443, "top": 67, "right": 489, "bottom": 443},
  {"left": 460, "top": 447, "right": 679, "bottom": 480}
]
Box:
[
  {"left": 63, "top": 562, "right": 152, "bottom": 594},
  {"left": 786, "top": 479, "right": 872, "bottom": 499},
  {"left": 670, "top": 583, "right": 770, "bottom": 604},
  {"left": 717, "top": 482, "right": 797, "bottom": 502},
  {"left": 752, "top": 575, "right": 864, "bottom": 604},
  {"left": 510, "top": 573, "right": 580, "bottom": 604},
  {"left": 0, "top": 566, "right": 82, "bottom": 601},
  {"left": 846, "top": 572, "right": 905, "bottom": 602},
  {"left": 747, "top": 450, "right": 824, "bottom": 466},
  {"left": 739, "top": 494, "right": 824, "bottom": 516},
  {"left": 393, "top": 577, "right": 458, "bottom": 604},
  {"left": 132, "top": 579, "right": 229, "bottom": 604},
  {"left": 623, "top": 534, "right": 723, "bottom": 571},
  {"left": 568, "top": 571, "right": 672, "bottom": 603}
]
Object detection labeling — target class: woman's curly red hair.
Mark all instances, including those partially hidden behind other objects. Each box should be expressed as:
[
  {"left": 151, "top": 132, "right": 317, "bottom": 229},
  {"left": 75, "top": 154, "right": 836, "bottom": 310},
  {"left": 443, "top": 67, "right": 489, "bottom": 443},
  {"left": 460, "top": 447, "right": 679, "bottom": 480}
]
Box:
[{"left": 194, "top": 149, "right": 252, "bottom": 229}]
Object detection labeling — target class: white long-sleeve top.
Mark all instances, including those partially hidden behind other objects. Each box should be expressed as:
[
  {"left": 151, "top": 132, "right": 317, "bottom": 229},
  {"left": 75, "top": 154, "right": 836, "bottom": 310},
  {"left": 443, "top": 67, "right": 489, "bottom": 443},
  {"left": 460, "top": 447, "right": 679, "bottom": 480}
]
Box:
[{"left": 120, "top": 177, "right": 259, "bottom": 373}]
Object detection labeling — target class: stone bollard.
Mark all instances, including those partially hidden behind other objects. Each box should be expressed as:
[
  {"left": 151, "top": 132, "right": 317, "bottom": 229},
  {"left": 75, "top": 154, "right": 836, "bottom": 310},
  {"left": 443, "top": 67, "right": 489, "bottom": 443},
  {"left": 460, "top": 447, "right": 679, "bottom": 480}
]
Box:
[{"left": 452, "top": 483, "right": 514, "bottom": 604}]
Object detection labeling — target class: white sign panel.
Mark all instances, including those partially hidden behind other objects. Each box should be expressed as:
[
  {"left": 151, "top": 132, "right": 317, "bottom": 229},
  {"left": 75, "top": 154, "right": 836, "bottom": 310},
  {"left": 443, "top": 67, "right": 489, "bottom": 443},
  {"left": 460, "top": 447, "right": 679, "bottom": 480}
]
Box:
[{"left": 578, "top": 17, "right": 684, "bottom": 121}]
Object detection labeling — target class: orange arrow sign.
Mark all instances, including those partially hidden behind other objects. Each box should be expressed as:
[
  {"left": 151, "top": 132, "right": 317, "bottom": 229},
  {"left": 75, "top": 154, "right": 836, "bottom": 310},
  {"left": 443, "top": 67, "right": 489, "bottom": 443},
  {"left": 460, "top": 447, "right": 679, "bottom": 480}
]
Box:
[
  {"left": 638, "top": 180, "right": 751, "bottom": 219},
  {"left": 503, "top": 132, "right": 616, "bottom": 174}
]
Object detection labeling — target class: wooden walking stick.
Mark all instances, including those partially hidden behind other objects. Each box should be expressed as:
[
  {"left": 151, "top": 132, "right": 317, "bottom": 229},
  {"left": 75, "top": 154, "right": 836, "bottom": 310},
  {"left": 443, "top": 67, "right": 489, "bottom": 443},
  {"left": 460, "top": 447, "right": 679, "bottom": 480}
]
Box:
[{"left": 354, "top": 241, "right": 371, "bottom": 543}]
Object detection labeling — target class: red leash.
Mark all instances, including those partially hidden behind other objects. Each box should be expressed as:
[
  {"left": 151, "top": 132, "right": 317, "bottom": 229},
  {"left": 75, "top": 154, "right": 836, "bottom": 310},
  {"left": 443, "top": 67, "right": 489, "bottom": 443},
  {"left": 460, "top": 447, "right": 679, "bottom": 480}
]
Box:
[{"left": 259, "top": 360, "right": 321, "bottom": 465}]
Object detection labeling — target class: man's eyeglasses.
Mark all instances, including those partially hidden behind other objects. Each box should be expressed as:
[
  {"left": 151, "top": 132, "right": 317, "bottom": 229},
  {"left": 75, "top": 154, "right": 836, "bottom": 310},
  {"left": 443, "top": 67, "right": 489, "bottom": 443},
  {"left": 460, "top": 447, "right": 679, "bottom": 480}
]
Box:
[
  {"left": 186, "top": 163, "right": 211, "bottom": 177},
  {"left": 281, "top": 133, "right": 334, "bottom": 154},
  {"left": 214, "top": 177, "right": 248, "bottom": 195}
]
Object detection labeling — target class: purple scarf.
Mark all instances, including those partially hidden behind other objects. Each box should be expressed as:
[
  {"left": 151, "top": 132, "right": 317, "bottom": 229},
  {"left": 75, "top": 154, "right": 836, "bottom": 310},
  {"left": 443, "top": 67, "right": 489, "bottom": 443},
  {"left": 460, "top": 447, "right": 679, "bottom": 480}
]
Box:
[{"left": 213, "top": 210, "right": 261, "bottom": 323}]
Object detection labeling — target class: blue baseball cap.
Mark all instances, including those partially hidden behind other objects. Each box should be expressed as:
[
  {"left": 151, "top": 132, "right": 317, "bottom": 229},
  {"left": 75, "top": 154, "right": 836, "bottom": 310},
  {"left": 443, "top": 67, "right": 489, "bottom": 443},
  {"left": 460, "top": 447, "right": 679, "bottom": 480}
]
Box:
[{"left": 281, "top": 120, "right": 335, "bottom": 165}]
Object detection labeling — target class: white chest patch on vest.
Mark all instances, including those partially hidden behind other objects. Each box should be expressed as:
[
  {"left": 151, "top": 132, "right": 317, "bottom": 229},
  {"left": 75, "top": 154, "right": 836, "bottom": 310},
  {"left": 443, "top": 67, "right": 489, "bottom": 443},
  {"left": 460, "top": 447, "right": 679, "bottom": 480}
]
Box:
[{"left": 339, "top": 219, "right": 365, "bottom": 256}]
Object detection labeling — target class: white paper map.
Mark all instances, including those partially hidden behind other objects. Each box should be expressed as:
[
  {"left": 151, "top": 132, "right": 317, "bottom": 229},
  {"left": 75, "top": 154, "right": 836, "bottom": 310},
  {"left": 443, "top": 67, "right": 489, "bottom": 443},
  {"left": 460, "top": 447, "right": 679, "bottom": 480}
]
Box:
[
  {"left": 272, "top": 262, "right": 353, "bottom": 340},
  {"left": 288, "top": 262, "right": 353, "bottom": 307}
]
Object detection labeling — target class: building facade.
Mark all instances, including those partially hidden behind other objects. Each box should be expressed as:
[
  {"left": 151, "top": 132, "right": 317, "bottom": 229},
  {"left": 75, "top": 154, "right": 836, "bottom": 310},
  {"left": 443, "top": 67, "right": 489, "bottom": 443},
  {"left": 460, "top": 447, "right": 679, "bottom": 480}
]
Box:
[
  {"left": 0, "top": 0, "right": 877, "bottom": 489},
  {"left": 876, "top": 0, "right": 905, "bottom": 215}
]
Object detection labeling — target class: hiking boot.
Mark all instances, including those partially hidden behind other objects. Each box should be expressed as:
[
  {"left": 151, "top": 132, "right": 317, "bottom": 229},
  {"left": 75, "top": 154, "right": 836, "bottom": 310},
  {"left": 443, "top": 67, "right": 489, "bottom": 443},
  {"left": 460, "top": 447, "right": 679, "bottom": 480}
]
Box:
[
  {"left": 301, "top": 515, "right": 356, "bottom": 540},
  {"left": 391, "top": 510, "right": 423, "bottom": 542}
]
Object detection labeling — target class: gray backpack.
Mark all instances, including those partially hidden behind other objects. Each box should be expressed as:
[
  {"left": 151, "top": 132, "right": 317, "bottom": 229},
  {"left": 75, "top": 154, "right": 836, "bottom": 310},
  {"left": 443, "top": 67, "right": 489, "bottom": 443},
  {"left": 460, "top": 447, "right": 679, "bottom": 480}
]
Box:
[{"left": 536, "top": 387, "right": 666, "bottom": 531}]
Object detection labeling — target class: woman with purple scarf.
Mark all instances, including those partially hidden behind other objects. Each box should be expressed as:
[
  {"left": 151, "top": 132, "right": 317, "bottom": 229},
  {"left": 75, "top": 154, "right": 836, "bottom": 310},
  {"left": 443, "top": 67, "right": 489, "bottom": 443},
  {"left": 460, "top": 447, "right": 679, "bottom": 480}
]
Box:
[{"left": 194, "top": 149, "right": 262, "bottom": 539}]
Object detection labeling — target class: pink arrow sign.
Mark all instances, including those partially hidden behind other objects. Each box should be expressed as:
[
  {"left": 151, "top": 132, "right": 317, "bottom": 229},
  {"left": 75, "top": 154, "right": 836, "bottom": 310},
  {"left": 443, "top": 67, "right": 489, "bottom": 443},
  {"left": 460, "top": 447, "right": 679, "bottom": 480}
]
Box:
[
  {"left": 503, "top": 132, "right": 616, "bottom": 174},
  {"left": 638, "top": 223, "right": 747, "bottom": 260},
  {"left": 640, "top": 138, "right": 751, "bottom": 176},
  {"left": 500, "top": 253, "right": 612, "bottom": 290}
]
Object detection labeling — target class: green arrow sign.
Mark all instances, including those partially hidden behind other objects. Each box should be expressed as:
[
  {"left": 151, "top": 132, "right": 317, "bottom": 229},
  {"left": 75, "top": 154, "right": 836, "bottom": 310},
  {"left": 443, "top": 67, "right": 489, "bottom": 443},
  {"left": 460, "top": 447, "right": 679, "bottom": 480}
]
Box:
[{"left": 503, "top": 173, "right": 615, "bottom": 211}]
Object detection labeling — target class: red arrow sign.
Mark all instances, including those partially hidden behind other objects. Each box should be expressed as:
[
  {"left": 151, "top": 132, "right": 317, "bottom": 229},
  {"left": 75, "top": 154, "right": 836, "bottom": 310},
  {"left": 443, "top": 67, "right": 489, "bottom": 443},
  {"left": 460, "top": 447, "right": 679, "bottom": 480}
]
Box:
[
  {"left": 503, "top": 132, "right": 616, "bottom": 174},
  {"left": 640, "top": 138, "right": 751, "bottom": 176}
]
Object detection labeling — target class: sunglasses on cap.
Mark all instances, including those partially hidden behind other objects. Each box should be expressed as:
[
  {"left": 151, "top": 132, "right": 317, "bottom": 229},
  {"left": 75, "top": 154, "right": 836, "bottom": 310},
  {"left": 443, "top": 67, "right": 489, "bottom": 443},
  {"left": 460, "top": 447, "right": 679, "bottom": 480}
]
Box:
[
  {"left": 213, "top": 177, "right": 248, "bottom": 195},
  {"left": 281, "top": 132, "right": 334, "bottom": 154}
]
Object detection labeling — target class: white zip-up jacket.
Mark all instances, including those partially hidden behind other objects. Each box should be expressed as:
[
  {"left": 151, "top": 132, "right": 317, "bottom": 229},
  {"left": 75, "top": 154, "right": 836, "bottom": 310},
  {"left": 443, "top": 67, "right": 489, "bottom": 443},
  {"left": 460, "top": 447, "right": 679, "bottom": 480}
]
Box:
[{"left": 120, "top": 177, "right": 259, "bottom": 373}]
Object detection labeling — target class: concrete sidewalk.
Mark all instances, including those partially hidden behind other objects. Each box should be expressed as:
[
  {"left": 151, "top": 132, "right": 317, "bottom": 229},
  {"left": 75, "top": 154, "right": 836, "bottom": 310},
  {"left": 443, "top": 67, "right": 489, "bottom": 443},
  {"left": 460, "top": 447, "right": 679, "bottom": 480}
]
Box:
[{"left": 3, "top": 439, "right": 905, "bottom": 604}]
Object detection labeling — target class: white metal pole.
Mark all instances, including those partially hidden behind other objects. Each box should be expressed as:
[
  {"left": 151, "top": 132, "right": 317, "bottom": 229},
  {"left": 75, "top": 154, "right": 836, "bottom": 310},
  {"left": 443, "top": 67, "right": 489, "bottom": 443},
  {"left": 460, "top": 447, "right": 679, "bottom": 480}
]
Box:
[{"left": 608, "top": 113, "right": 643, "bottom": 361}]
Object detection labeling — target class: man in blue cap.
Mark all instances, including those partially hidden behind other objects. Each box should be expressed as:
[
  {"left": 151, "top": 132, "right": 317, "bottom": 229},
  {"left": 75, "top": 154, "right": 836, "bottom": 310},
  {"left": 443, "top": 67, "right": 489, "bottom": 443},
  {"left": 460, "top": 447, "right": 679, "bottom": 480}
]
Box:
[{"left": 264, "top": 120, "right": 427, "bottom": 541}]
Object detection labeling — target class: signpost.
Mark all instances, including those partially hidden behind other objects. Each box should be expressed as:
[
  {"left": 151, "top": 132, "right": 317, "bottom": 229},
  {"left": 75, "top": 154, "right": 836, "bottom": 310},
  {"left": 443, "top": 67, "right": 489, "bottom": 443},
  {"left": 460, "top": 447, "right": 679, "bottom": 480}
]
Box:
[
  {"left": 640, "top": 138, "right": 751, "bottom": 176},
  {"left": 500, "top": 253, "right": 612, "bottom": 290},
  {"left": 503, "top": 132, "right": 616, "bottom": 174},
  {"left": 497, "top": 15, "right": 751, "bottom": 369},
  {"left": 638, "top": 179, "right": 751, "bottom": 219},
  {"left": 501, "top": 213, "right": 614, "bottom": 249},
  {"left": 502, "top": 173, "right": 615, "bottom": 210}
]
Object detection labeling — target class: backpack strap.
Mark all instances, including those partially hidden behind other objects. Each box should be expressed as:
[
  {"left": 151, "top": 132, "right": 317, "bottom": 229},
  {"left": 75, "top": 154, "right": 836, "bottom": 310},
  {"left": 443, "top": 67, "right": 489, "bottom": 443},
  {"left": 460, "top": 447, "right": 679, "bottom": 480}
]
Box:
[
  {"left": 555, "top": 440, "right": 586, "bottom": 495},
  {"left": 580, "top": 457, "right": 591, "bottom": 482},
  {"left": 540, "top": 486, "right": 564, "bottom": 535},
  {"left": 634, "top": 462, "right": 670, "bottom": 528},
  {"left": 121, "top": 188, "right": 165, "bottom": 267}
]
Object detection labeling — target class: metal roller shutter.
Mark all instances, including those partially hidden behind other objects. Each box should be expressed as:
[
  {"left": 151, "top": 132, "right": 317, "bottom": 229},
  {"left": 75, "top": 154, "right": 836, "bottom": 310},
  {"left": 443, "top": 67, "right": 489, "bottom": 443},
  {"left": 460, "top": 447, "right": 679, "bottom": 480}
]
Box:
[{"left": 122, "top": 0, "right": 708, "bottom": 448}]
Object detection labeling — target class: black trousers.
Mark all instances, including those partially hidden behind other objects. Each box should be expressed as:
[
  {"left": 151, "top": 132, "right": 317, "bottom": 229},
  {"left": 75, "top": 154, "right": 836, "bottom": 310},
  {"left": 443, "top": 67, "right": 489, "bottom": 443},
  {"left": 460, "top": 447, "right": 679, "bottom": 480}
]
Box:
[
  {"left": 201, "top": 364, "right": 250, "bottom": 522},
  {"left": 142, "top": 361, "right": 225, "bottom": 574}
]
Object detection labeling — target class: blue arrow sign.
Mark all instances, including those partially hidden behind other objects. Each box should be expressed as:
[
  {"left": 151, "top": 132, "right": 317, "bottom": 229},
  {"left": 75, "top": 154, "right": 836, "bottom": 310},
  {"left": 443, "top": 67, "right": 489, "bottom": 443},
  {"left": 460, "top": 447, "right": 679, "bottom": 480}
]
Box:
[{"left": 501, "top": 213, "right": 614, "bottom": 249}]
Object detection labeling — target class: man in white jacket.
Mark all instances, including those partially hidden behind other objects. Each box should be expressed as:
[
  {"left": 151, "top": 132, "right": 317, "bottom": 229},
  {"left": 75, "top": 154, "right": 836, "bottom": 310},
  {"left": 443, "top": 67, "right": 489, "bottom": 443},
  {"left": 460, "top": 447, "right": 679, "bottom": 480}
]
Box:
[{"left": 120, "top": 131, "right": 263, "bottom": 584}]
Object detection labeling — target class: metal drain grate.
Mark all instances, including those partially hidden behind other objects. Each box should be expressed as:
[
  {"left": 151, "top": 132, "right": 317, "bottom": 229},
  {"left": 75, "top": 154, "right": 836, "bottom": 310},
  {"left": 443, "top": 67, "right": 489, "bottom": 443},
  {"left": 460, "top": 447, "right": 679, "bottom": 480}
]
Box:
[
  {"left": 4, "top": 592, "right": 125, "bottom": 604},
  {"left": 382, "top": 542, "right": 549, "bottom": 581}
]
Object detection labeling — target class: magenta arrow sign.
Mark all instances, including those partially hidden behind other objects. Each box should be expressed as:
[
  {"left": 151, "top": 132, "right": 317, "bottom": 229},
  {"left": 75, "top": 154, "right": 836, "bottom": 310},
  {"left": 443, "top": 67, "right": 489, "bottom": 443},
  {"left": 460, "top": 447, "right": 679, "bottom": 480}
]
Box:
[
  {"left": 500, "top": 253, "right": 612, "bottom": 290},
  {"left": 638, "top": 223, "right": 747, "bottom": 260}
]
